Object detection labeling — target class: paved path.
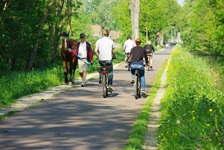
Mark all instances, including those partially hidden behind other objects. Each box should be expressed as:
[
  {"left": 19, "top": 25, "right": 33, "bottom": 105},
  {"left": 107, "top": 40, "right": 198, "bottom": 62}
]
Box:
[{"left": 0, "top": 48, "right": 173, "bottom": 150}]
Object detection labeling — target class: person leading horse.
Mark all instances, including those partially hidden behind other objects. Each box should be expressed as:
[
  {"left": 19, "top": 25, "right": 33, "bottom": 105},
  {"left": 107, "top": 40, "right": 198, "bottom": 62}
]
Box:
[{"left": 60, "top": 32, "right": 78, "bottom": 85}]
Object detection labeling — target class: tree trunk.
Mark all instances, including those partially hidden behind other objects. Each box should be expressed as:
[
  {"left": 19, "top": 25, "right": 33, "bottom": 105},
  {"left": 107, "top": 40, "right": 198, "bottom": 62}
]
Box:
[
  {"left": 27, "top": 0, "right": 55, "bottom": 70},
  {"left": 51, "top": 0, "right": 65, "bottom": 61},
  {"left": 155, "top": 31, "right": 164, "bottom": 46},
  {"left": 66, "top": 0, "right": 72, "bottom": 34},
  {"left": 130, "top": 0, "right": 139, "bottom": 40}
]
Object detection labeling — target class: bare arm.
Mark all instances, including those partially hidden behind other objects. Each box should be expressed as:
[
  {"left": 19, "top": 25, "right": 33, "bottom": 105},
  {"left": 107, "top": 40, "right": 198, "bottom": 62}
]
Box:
[
  {"left": 112, "top": 48, "right": 115, "bottom": 55},
  {"left": 94, "top": 46, "right": 99, "bottom": 58}
]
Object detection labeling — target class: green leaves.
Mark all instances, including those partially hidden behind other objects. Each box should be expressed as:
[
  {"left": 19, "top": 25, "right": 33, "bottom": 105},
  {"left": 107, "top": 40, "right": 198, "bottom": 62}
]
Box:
[{"left": 177, "top": 0, "right": 224, "bottom": 57}]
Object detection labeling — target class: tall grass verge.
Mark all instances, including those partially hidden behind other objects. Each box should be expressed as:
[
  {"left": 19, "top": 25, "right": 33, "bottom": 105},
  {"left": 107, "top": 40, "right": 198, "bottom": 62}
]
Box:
[
  {"left": 0, "top": 66, "right": 64, "bottom": 107},
  {"left": 124, "top": 57, "right": 169, "bottom": 150},
  {"left": 158, "top": 45, "right": 224, "bottom": 150}
]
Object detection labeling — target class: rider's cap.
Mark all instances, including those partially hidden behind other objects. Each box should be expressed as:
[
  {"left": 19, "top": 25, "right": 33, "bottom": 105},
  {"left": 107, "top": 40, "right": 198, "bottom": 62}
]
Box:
[
  {"left": 127, "top": 36, "right": 131, "bottom": 39},
  {"left": 80, "top": 33, "right": 86, "bottom": 38}
]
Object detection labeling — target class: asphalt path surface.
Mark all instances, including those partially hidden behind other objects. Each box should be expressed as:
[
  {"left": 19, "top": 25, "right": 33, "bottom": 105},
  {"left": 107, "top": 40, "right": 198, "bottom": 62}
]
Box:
[{"left": 0, "top": 47, "right": 173, "bottom": 150}]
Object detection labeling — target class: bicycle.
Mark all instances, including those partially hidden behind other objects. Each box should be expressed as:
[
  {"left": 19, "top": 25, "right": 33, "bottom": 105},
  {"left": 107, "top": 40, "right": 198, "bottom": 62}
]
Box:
[
  {"left": 98, "top": 61, "right": 113, "bottom": 98},
  {"left": 133, "top": 69, "right": 141, "bottom": 99},
  {"left": 146, "top": 53, "right": 153, "bottom": 71}
]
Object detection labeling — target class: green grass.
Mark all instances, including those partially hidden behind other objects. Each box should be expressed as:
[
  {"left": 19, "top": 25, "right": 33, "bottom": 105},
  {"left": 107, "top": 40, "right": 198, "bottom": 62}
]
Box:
[
  {"left": 0, "top": 48, "right": 125, "bottom": 108},
  {"left": 124, "top": 55, "right": 169, "bottom": 150},
  {"left": 158, "top": 45, "right": 224, "bottom": 150},
  {"left": 0, "top": 67, "right": 64, "bottom": 107}
]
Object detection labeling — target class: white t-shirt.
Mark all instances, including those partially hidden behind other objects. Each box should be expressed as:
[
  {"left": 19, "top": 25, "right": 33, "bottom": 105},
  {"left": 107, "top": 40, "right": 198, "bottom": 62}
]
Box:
[
  {"left": 123, "top": 39, "right": 135, "bottom": 53},
  {"left": 96, "top": 37, "right": 114, "bottom": 60},
  {"left": 78, "top": 41, "right": 87, "bottom": 59}
]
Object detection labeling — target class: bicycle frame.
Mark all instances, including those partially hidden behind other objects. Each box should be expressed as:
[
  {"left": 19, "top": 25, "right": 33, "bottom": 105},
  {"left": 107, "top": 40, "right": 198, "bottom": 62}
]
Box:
[
  {"left": 102, "top": 65, "right": 108, "bottom": 98},
  {"left": 99, "top": 61, "right": 111, "bottom": 98},
  {"left": 146, "top": 54, "right": 153, "bottom": 71}
]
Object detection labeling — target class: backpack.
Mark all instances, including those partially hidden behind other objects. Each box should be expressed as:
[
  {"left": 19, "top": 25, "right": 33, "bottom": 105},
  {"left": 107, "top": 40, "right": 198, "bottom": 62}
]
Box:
[{"left": 145, "top": 45, "right": 153, "bottom": 54}]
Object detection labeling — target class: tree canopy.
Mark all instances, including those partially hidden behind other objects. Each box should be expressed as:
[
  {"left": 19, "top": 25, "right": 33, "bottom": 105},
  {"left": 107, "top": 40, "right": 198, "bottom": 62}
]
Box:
[
  {"left": 176, "top": 0, "right": 224, "bottom": 57},
  {"left": 1, "top": 0, "right": 223, "bottom": 72}
]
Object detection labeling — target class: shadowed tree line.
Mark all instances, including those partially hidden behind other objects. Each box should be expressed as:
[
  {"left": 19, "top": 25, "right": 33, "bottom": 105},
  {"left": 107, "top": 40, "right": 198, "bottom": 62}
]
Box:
[{"left": 0, "top": 0, "right": 81, "bottom": 71}]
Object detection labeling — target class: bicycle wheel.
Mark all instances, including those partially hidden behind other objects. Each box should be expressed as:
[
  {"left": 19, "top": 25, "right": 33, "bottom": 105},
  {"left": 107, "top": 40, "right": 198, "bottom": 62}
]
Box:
[
  {"left": 106, "top": 74, "right": 109, "bottom": 96},
  {"left": 134, "top": 70, "right": 141, "bottom": 99},
  {"left": 137, "top": 76, "right": 141, "bottom": 98},
  {"left": 134, "top": 71, "right": 139, "bottom": 99},
  {"left": 102, "top": 74, "right": 108, "bottom": 98}
]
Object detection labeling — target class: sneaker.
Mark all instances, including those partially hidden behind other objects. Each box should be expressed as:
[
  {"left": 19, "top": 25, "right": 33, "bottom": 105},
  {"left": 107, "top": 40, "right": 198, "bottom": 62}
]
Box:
[
  {"left": 99, "top": 80, "right": 102, "bottom": 84},
  {"left": 81, "top": 83, "right": 85, "bottom": 87},
  {"left": 130, "top": 79, "right": 135, "bottom": 84},
  {"left": 141, "top": 90, "right": 148, "bottom": 96},
  {"left": 108, "top": 86, "right": 114, "bottom": 92}
]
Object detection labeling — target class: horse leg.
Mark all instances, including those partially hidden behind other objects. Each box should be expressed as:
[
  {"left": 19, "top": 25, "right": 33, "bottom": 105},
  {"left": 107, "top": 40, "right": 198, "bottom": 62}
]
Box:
[
  {"left": 69, "top": 63, "right": 75, "bottom": 84},
  {"left": 71, "top": 57, "right": 78, "bottom": 84},
  {"left": 63, "top": 61, "right": 69, "bottom": 84}
]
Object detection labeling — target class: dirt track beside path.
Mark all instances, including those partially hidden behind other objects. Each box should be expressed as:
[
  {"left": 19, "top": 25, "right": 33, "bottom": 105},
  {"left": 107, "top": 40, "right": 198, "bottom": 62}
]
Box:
[{"left": 0, "top": 48, "right": 173, "bottom": 150}]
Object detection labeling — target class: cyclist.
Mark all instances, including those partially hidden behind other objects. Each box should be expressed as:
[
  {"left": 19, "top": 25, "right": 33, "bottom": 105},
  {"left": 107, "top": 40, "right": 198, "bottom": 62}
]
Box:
[
  {"left": 123, "top": 36, "right": 135, "bottom": 68},
  {"left": 144, "top": 40, "right": 155, "bottom": 69},
  {"left": 129, "top": 38, "right": 149, "bottom": 96},
  {"left": 94, "top": 29, "right": 115, "bottom": 92}
]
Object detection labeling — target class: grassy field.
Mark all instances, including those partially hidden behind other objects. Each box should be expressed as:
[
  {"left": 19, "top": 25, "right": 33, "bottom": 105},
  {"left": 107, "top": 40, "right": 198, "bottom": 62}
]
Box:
[{"left": 124, "top": 45, "right": 224, "bottom": 149}]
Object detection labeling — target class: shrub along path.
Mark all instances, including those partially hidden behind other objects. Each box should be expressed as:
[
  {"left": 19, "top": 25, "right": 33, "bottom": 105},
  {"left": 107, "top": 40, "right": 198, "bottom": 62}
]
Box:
[{"left": 0, "top": 48, "right": 173, "bottom": 149}]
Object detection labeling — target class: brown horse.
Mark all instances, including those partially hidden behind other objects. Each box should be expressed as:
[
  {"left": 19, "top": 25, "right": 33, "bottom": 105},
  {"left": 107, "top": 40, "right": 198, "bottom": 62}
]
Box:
[{"left": 60, "top": 32, "right": 78, "bottom": 85}]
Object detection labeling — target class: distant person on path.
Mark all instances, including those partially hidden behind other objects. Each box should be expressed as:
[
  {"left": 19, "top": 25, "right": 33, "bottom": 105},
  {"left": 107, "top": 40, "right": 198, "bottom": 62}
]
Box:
[
  {"left": 144, "top": 40, "right": 155, "bottom": 69},
  {"left": 94, "top": 29, "right": 115, "bottom": 92},
  {"left": 129, "top": 38, "right": 149, "bottom": 96},
  {"left": 77, "top": 33, "right": 93, "bottom": 87},
  {"left": 123, "top": 36, "right": 135, "bottom": 68}
]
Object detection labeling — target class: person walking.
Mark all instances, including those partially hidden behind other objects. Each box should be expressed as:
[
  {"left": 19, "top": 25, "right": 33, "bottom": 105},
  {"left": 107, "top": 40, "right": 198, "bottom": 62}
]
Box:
[
  {"left": 144, "top": 40, "right": 155, "bottom": 69},
  {"left": 77, "top": 33, "right": 93, "bottom": 87},
  {"left": 129, "top": 38, "right": 149, "bottom": 96},
  {"left": 123, "top": 36, "right": 135, "bottom": 68},
  {"left": 94, "top": 29, "right": 115, "bottom": 92}
]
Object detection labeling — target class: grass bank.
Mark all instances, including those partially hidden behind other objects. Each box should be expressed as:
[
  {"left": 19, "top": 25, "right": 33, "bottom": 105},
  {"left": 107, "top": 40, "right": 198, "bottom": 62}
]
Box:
[{"left": 158, "top": 45, "right": 224, "bottom": 149}]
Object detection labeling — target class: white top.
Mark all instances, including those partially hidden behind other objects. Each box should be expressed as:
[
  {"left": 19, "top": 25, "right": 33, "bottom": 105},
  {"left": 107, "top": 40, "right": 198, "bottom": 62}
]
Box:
[
  {"left": 96, "top": 37, "right": 114, "bottom": 60},
  {"left": 78, "top": 41, "right": 87, "bottom": 58},
  {"left": 123, "top": 39, "right": 135, "bottom": 53}
]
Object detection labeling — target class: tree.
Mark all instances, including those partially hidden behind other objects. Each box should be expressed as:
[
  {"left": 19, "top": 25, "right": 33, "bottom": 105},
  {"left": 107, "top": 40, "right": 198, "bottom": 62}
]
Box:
[
  {"left": 176, "top": 0, "right": 224, "bottom": 58},
  {"left": 0, "top": 0, "right": 82, "bottom": 71},
  {"left": 83, "top": 0, "right": 121, "bottom": 31},
  {"left": 27, "top": 0, "right": 56, "bottom": 70},
  {"left": 140, "top": 0, "right": 181, "bottom": 45},
  {"left": 130, "top": 0, "right": 139, "bottom": 40}
]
